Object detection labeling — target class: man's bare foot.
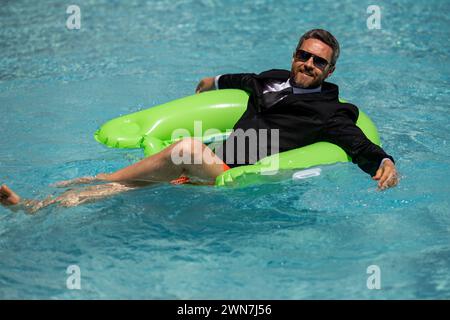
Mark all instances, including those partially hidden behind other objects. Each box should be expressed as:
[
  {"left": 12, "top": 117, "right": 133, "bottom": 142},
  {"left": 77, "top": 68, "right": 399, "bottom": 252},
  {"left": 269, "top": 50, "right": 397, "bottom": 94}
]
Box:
[{"left": 0, "top": 184, "right": 21, "bottom": 206}]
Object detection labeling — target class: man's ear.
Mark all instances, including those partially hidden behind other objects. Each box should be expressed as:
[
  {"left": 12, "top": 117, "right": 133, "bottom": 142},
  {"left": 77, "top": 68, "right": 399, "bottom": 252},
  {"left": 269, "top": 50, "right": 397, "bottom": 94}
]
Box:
[{"left": 325, "top": 65, "right": 335, "bottom": 79}]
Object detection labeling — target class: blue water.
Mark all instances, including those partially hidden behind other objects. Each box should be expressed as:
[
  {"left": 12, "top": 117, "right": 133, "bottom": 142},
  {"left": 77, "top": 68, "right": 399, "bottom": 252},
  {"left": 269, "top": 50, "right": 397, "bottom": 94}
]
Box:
[{"left": 1, "top": 0, "right": 450, "bottom": 299}]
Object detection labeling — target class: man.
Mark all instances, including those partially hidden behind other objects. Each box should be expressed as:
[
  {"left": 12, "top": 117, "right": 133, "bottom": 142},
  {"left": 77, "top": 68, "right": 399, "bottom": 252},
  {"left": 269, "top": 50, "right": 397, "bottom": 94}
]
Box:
[
  {"left": 196, "top": 29, "right": 397, "bottom": 186},
  {"left": 1, "top": 29, "right": 398, "bottom": 213}
]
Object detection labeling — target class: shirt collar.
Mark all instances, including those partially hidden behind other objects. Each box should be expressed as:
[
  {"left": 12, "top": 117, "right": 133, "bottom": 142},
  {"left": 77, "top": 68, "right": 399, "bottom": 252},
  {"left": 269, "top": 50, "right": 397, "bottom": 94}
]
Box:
[{"left": 285, "top": 78, "right": 322, "bottom": 94}]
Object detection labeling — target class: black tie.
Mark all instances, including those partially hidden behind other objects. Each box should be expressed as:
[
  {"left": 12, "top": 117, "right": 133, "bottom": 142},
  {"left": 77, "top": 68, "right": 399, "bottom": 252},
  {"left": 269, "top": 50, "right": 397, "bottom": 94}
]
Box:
[{"left": 262, "top": 87, "right": 293, "bottom": 109}]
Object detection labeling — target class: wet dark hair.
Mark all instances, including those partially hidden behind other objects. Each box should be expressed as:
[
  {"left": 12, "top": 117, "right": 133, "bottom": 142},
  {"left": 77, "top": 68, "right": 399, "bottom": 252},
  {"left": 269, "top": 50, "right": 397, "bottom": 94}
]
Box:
[{"left": 295, "top": 29, "right": 340, "bottom": 66}]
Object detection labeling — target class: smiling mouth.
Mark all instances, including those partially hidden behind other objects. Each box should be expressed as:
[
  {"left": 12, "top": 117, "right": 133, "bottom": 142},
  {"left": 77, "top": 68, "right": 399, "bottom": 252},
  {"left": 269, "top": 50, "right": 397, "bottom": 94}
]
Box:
[{"left": 299, "top": 71, "right": 313, "bottom": 77}]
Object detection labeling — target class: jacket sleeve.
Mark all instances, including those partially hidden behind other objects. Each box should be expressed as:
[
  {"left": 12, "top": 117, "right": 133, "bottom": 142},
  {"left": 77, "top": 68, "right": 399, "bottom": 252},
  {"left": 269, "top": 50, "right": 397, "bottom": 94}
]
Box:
[
  {"left": 320, "top": 105, "right": 395, "bottom": 176},
  {"left": 218, "top": 73, "right": 265, "bottom": 110},
  {"left": 217, "top": 73, "right": 258, "bottom": 90}
]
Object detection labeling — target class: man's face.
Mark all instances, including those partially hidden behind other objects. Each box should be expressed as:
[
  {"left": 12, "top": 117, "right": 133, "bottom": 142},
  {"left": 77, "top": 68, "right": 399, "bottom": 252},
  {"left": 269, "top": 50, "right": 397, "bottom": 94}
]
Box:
[{"left": 290, "top": 38, "right": 335, "bottom": 88}]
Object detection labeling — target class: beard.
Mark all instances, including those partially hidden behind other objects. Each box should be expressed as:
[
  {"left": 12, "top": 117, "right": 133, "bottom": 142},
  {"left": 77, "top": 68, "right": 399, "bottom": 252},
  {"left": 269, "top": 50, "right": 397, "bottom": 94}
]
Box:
[{"left": 290, "top": 68, "right": 322, "bottom": 89}]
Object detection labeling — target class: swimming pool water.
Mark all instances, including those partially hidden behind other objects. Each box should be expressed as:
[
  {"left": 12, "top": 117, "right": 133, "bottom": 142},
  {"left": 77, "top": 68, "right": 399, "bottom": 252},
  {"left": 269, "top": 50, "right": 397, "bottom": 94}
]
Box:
[{"left": 1, "top": 0, "right": 450, "bottom": 299}]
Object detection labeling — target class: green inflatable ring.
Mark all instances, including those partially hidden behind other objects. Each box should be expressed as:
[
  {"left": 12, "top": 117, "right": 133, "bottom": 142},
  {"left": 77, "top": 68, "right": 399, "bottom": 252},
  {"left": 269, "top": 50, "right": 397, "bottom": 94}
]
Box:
[{"left": 94, "top": 89, "right": 381, "bottom": 186}]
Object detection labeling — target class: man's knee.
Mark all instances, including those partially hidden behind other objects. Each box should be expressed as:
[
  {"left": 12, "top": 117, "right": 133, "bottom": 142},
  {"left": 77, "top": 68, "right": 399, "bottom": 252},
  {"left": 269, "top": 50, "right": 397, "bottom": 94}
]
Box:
[
  {"left": 170, "top": 138, "right": 205, "bottom": 165},
  {"left": 177, "top": 138, "right": 205, "bottom": 155}
]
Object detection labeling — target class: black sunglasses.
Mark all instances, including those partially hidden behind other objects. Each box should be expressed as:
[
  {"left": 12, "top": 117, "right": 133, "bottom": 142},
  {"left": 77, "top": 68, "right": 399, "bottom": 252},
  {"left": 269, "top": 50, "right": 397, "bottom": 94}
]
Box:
[{"left": 294, "top": 49, "right": 331, "bottom": 70}]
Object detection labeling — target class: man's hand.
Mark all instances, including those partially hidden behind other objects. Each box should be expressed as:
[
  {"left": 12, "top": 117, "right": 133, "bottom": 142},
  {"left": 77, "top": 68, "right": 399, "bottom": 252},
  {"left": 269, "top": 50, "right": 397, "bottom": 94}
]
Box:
[
  {"left": 372, "top": 159, "right": 399, "bottom": 190},
  {"left": 195, "top": 77, "right": 215, "bottom": 93}
]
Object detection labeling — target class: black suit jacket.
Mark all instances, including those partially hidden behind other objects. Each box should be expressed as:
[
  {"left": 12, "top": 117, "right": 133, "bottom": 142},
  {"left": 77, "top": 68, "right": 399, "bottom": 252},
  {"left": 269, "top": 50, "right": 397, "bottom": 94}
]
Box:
[{"left": 216, "top": 69, "right": 394, "bottom": 176}]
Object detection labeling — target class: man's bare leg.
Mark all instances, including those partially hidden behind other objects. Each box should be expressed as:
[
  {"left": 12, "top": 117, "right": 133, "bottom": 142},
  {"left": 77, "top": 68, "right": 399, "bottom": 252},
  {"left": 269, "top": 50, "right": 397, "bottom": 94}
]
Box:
[
  {"left": 53, "top": 183, "right": 136, "bottom": 208},
  {"left": 1, "top": 183, "right": 136, "bottom": 214},
  {"left": 1, "top": 184, "right": 53, "bottom": 214},
  {"left": 53, "top": 176, "right": 102, "bottom": 188},
  {"left": 55, "top": 138, "right": 225, "bottom": 186},
  {"left": 92, "top": 138, "right": 226, "bottom": 184},
  {"left": 0, "top": 138, "right": 227, "bottom": 213}
]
